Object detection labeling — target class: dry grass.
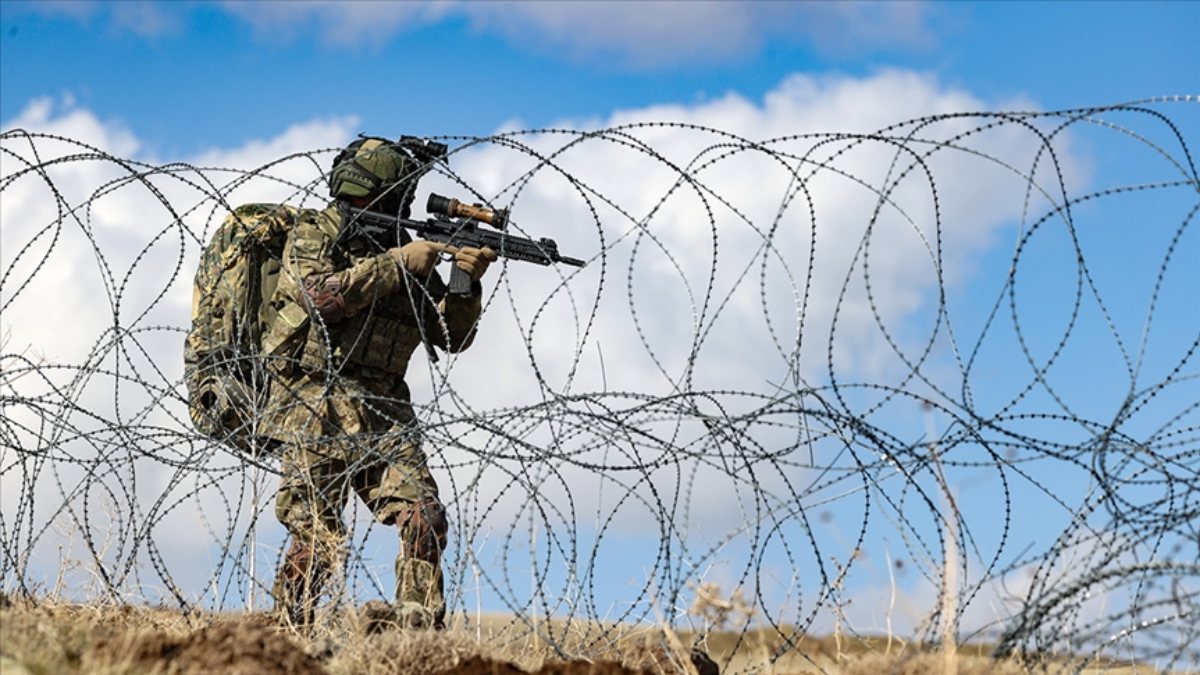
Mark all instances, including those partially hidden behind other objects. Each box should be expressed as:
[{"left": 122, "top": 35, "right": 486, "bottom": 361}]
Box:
[{"left": 0, "top": 596, "right": 1183, "bottom": 675}]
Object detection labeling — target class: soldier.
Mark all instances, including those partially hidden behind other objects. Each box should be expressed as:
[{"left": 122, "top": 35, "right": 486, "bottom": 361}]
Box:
[{"left": 259, "top": 137, "right": 496, "bottom": 629}]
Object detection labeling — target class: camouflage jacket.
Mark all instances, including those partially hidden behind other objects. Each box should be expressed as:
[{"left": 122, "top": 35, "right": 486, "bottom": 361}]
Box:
[{"left": 258, "top": 203, "right": 483, "bottom": 441}]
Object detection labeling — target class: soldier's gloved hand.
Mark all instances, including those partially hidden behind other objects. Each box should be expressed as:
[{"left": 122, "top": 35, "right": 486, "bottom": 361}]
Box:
[
  {"left": 452, "top": 246, "right": 498, "bottom": 281},
  {"left": 389, "top": 240, "right": 443, "bottom": 276}
]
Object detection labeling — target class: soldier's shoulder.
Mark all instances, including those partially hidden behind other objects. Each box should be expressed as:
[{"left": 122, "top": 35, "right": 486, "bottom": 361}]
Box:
[
  {"left": 216, "top": 203, "right": 299, "bottom": 238},
  {"left": 293, "top": 204, "right": 343, "bottom": 241},
  {"left": 226, "top": 202, "right": 300, "bottom": 223}
]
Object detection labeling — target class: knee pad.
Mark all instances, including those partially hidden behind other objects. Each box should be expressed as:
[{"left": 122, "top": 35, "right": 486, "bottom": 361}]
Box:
[{"left": 399, "top": 496, "right": 447, "bottom": 562}]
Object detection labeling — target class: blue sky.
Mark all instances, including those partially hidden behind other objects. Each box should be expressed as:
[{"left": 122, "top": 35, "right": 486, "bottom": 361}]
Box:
[
  {"left": 2, "top": 1, "right": 1196, "bottom": 155},
  {"left": 1, "top": 0, "right": 1198, "bottom": 638}
]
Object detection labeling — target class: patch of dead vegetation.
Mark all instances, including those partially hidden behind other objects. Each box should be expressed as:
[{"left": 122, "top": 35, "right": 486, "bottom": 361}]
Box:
[
  {"left": 435, "top": 657, "right": 651, "bottom": 675},
  {"left": 834, "top": 652, "right": 1028, "bottom": 675},
  {"left": 86, "top": 616, "right": 325, "bottom": 675},
  {"left": 0, "top": 600, "right": 1181, "bottom": 675}
]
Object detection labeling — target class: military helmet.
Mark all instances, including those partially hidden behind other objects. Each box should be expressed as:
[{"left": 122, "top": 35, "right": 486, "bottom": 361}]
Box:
[{"left": 328, "top": 137, "right": 413, "bottom": 203}]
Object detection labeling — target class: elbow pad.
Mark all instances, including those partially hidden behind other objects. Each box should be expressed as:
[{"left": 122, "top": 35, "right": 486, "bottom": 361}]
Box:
[{"left": 303, "top": 275, "right": 347, "bottom": 323}]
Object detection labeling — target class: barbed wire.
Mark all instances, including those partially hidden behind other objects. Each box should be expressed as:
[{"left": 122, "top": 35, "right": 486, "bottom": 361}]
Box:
[{"left": 1, "top": 97, "right": 1197, "bottom": 672}]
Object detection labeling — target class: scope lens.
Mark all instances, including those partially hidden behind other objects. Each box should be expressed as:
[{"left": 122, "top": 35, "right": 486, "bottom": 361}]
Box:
[{"left": 426, "top": 193, "right": 451, "bottom": 215}]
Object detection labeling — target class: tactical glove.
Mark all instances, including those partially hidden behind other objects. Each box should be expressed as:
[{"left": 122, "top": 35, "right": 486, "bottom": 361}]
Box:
[
  {"left": 389, "top": 242, "right": 497, "bottom": 282},
  {"left": 390, "top": 240, "right": 442, "bottom": 276},
  {"left": 452, "top": 246, "right": 497, "bottom": 281}
]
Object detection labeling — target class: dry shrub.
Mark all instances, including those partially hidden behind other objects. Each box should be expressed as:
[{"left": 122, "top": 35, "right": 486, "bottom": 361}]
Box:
[
  {"left": 315, "top": 620, "right": 666, "bottom": 675},
  {"left": 835, "top": 652, "right": 1028, "bottom": 675},
  {"left": 0, "top": 598, "right": 203, "bottom": 674},
  {"left": 429, "top": 656, "right": 652, "bottom": 675},
  {"left": 323, "top": 625, "right": 493, "bottom": 675},
  {"left": 320, "top": 614, "right": 670, "bottom": 675}
]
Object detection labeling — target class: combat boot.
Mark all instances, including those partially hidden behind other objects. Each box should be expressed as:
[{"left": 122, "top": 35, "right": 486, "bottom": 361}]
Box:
[{"left": 394, "top": 557, "right": 445, "bottom": 629}]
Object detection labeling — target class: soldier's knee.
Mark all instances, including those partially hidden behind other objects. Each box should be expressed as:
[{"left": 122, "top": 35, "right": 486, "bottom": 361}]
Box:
[
  {"left": 276, "top": 488, "right": 315, "bottom": 534},
  {"left": 275, "top": 489, "right": 300, "bottom": 528},
  {"left": 277, "top": 490, "right": 345, "bottom": 550},
  {"left": 399, "top": 496, "right": 448, "bottom": 562}
]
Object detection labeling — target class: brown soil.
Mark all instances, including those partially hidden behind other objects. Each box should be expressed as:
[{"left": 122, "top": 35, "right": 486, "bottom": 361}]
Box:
[{"left": 87, "top": 618, "right": 327, "bottom": 675}]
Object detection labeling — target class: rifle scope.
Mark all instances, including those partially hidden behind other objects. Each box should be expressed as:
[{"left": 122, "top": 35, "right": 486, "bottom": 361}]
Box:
[
  {"left": 427, "top": 193, "right": 509, "bottom": 230},
  {"left": 397, "top": 136, "right": 449, "bottom": 164}
]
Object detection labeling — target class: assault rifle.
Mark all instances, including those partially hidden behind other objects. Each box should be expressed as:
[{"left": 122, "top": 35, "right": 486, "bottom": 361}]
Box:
[{"left": 345, "top": 193, "right": 585, "bottom": 295}]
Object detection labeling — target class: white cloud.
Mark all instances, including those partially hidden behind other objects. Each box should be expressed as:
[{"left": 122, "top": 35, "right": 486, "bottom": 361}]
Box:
[
  {"left": 5, "top": 0, "right": 184, "bottom": 38},
  {"left": 10, "top": 1, "right": 937, "bottom": 66},
  {"left": 218, "top": 0, "right": 453, "bottom": 46},
  {"left": 214, "top": 0, "right": 935, "bottom": 66},
  {"left": 462, "top": 1, "right": 935, "bottom": 67},
  {"left": 107, "top": 1, "right": 185, "bottom": 38},
  {"left": 421, "top": 70, "right": 1043, "bottom": 406}
]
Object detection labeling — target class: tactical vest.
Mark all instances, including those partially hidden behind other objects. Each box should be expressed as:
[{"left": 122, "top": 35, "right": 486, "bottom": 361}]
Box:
[{"left": 263, "top": 207, "right": 435, "bottom": 381}]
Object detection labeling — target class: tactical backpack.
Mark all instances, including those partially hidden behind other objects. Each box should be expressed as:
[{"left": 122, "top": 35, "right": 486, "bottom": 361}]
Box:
[{"left": 184, "top": 203, "right": 299, "bottom": 453}]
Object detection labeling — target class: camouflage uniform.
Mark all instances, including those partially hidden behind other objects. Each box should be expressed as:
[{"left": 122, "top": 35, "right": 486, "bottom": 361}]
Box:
[{"left": 260, "top": 203, "right": 482, "bottom": 628}]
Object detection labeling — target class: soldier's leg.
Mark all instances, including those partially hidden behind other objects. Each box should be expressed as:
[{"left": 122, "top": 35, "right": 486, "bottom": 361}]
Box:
[
  {"left": 394, "top": 495, "right": 447, "bottom": 627},
  {"left": 355, "top": 438, "right": 445, "bottom": 628},
  {"left": 273, "top": 443, "right": 350, "bottom": 626}
]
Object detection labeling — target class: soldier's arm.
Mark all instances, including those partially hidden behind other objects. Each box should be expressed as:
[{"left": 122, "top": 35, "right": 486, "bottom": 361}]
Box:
[
  {"left": 279, "top": 217, "right": 404, "bottom": 324},
  {"left": 428, "top": 282, "right": 483, "bottom": 353},
  {"left": 422, "top": 246, "right": 494, "bottom": 353}
]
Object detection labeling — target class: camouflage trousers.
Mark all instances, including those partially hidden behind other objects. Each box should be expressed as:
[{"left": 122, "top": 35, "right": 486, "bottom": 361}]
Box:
[{"left": 271, "top": 433, "right": 447, "bottom": 628}]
